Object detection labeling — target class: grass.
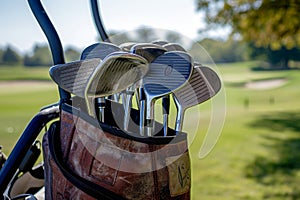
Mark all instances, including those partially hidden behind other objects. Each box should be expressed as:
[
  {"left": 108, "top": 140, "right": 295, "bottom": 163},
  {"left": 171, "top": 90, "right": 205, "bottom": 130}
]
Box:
[
  {"left": 188, "top": 61, "right": 300, "bottom": 199},
  {"left": 0, "top": 65, "right": 57, "bottom": 152},
  {"left": 1, "top": 62, "right": 300, "bottom": 199},
  {"left": 0, "top": 65, "right": 51, "bottom": 81}
]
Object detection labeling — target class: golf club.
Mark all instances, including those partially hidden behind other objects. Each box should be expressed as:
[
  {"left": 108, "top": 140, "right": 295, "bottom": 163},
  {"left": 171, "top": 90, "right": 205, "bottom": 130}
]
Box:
[
  {"left": 130, "top": 43, "right": 168, "bottom": 135},
  {"left": 152, "top": 40, "right": 169, "bottom": 46},
  {"left": 81, "top": 43, "right": 126, "bottom": 117},
  {"left": 143, "top": 51, "right": 193, "bottom": 136},
  {"left": 49, "top": 58, "right": 101, "bottom": 97},
  {"left": 173, "top": 65, "right": 221, "bottom": 132},
  {"left": 160, "top": 42, "right": 186, "bottom": 136},
  {"left": 163, "top": 43, "right": 187, "bottom": 52},
  {"left": 130, "top": 43, "right": 168, "bottom": 62},
  {"left": 119, "top": 42, "right": 136, "bottom": 52},
  {"left": 80, "top": 42, "right": 120, "bottom": 60},
  {"left": 84, "top": 52, "right": 149, "bottom": 120}
]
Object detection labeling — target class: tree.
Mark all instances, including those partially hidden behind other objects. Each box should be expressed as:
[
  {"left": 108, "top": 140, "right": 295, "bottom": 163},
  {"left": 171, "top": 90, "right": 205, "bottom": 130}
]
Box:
[
  {"left": 250, "top": 44, "right": 300, "bottom": 69},
  {"left": 165, "top": 32, "right": 182, "bottom": 44},
  {"left": 108, "top": 30, "right": 133, "bottom": 45},
  {"left": 196, "top": 0, "right": 300, "bottom": 68},
  {"left": 24, "top": 44, "right": 52, "bottom": 67},
  {"left": 199, "top": 38, "right": 249, "bottom": 63},
  {"left": 189, "top": 38, "right": 249, "bottom": 63},
  {"left": 65, "top": 46, "right": 80, "bottom": 62},
  {"left": 2, "top": 46, "right": 21, "bottom": 65},
  {"left": 197, "top": 0, "right": 300, "bottom": 50},
  {"left": 136, "top": 27, "right": 157, "bottom": 42},
  {"left": 0, "top": 48, "right": 3, "bottom": 64}
]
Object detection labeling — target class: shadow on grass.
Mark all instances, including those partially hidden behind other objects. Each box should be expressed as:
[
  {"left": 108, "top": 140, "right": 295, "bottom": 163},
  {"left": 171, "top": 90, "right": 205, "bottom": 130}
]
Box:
[{"left": 245, "top": 111, "right": 300, "bottom": 199}]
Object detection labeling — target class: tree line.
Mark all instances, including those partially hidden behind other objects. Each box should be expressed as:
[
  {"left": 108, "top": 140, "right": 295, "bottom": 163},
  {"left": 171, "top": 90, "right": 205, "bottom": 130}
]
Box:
[
  {"left": 2, "top": 1, "right": 300, "bottom": 69},
  {"left": 1, "top": 39, "right": 300, "bottom": 69},
  {"left": 0, "top": 44, "right": 80, "bottom": 67},
  {"left": 196, "top": 0, "right": 300, "bottom": 69}
]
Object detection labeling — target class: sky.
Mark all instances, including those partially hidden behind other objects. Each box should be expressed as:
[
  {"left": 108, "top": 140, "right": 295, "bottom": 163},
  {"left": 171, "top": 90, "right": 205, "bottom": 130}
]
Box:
[{"left": 0, "top": 0, "right": 226, "bottom": 54}]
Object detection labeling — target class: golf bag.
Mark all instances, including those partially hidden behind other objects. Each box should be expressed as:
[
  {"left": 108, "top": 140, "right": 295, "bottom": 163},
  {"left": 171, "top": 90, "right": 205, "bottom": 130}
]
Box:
[
  {"left": 0, "top": 147, "right": 6, "bottom": 171},
  {"left": 0, "top": 1, "right": 197, "bottom": 199},
  {"left": 42, "top": 100, "right": 191, "bottom": 200}
]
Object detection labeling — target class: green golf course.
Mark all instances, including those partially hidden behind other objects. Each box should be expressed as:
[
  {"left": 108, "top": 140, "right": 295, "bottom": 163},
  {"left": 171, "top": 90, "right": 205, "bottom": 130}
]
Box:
[{"left": 0, "top": 62, "right": 299, "bottom": 199}]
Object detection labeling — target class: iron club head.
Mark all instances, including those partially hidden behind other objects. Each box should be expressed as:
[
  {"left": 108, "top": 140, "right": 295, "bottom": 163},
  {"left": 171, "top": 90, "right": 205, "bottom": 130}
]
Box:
[
  {"left": 173, "top": 65, "right": 221, "bottom": 132},
  {"left": 130, "top": 43, "right": 167, "bottom": 62},
  {"left": 143, "top": 51, "right": 193, "bottom": 136},
  {"left": 49, "top": 58, "right": 101, "bottom": 97},
  {"left": 84, "top": 52, "right": 149, "bottom": 117},
  {"left": 162, "top": 43, "right": 186, "bottom": 52},
  {"left": 80, "top": 42, "right": 121, "bottom": 60}
]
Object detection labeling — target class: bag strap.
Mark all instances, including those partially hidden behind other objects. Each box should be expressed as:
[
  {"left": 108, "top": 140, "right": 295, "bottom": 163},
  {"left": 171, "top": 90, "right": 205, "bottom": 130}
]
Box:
[{"left": 48, "top": 122, "right": 125, "bottom": 200}]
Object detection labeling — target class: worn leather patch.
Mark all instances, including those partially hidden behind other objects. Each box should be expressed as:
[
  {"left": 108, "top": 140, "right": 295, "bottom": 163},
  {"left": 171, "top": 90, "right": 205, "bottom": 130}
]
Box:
[
  {"left": 44, "top": 107, "right": 191, "bottom": 199},
  {"left": 166, "top": 152, "right": 191, "bottom": 197}
]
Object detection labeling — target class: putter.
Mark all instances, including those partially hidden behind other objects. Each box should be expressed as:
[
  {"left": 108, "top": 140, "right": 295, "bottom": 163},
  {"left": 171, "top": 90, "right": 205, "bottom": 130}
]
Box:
[
  {"left": 143, "top": 51, "right": 193, "bottom": 136},
  {"left": 173, "top": 65, "right": 221, "bottom": 132},
  {"left": 84, "top": 52, "right": 149, "bottom": 120},
  {"left": 163, "top": 43, "right": 186, "bottom": 52},
  {"left": 130, "top": 43, "right": 168, "bottom": 135}
]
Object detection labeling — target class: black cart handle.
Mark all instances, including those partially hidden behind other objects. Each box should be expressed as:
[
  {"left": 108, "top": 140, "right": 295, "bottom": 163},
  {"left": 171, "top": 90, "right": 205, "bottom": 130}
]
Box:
[
  {"left": 91, "top": 0, "right": 110, "bottom": 42},
  {"left": 28, "top": 0, "right": 71, "bottom": 102}
]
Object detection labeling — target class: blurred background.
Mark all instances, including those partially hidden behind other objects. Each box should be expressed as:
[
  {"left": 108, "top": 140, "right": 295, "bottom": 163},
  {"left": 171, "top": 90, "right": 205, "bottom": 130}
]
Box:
[{"left": 1, "top": 0, "right": 300, "bottom": 199}]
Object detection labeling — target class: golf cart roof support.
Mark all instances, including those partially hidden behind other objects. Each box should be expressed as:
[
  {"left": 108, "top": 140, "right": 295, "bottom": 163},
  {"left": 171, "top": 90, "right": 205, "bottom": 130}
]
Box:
[
  {"left": 28, "top": 0, "right": 71, "bottom": 102},
  {"left": 90, "top": 0, "right": 110, "bottom": 42}
]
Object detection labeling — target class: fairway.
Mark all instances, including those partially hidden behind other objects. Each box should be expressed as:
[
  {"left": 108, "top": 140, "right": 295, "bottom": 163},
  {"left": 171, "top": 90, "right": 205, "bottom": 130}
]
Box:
[{"left": 0, "top": 62, "right": 300, "bottom": 199}]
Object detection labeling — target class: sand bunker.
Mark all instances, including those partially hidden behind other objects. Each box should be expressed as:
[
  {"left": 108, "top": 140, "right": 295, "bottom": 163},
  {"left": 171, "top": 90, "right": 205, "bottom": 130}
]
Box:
[{"left": 245, "top": 79, "right": 287, "bottom": 90}]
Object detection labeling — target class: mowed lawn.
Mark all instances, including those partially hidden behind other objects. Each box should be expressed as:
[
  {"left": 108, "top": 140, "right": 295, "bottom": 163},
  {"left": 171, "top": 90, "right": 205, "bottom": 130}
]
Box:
[
  {"left": 1, "top": 63, "right": 300, "bottom": 199},
  {"left": 0, "top": 66, "right": 58, "bottom": 152}
]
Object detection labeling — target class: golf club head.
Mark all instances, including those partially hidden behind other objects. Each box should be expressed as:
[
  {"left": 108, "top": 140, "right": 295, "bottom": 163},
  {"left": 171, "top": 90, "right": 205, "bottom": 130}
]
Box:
[
  {"left": 80, "top": 42, "right": 121, "bottom": 60},
  {"left": 173, "top": 65, "right": 221, "bottom": 132},
  {"left": 49, "top": 58, "right": 101, "bottom": 97},
  {"left": 199, "top": 66, "right": 222, "bottom": 95},
  {"left": 84, "top": 52, "right": 149, "bottom": 117},
  {"left": 163, "top": 43, "right": 186, "bottom": 52},
  {"left": 152, "top": 40, "right": 169, "bottom": 46},
  {"left": 130, "top": 43, "right": 168, "bottom": 62},
  {"left": 119, "top": 42, "right": 136, "bottom": 52},
  {"left": 160, "top": 42, "right": 186, "bottom": 136},
  {"left": 143, "top": 51, "right": 193, "bottom": 136}
]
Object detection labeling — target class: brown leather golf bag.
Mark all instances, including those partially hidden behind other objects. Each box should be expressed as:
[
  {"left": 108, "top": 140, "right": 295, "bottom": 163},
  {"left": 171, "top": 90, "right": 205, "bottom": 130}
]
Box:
[{"left": 43, "top": 101, "right": 191, "bottom": 200}]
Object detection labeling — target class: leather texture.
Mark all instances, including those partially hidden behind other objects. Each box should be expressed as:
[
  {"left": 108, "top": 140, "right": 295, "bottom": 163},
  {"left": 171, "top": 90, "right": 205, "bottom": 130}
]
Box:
[{"left": 43, "top": 107, "right": 191, "bottom": 200}]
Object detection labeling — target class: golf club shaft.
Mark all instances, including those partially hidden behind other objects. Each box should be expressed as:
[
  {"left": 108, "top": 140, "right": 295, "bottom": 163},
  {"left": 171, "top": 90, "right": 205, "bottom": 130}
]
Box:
[
  {"left": 90, "top": 0, "right": 110, "bottom": 42},
  {"left": 162, "top": 95, "right": 170, "bottom": 136},
  {"left": 139, "top": 88, "right": 145, "bottom": 136},
  {"left": 146, "top": 99, "right": 155, "bottom": 137},
  {"left": 97, "top": 98, "right": 105, "bottom": 122},
  {"left": 175, "top": 107, "right": 185, "bottom": 133},
  {"left": 123, "top": 92, "right": 133, "bottom": 132}
]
